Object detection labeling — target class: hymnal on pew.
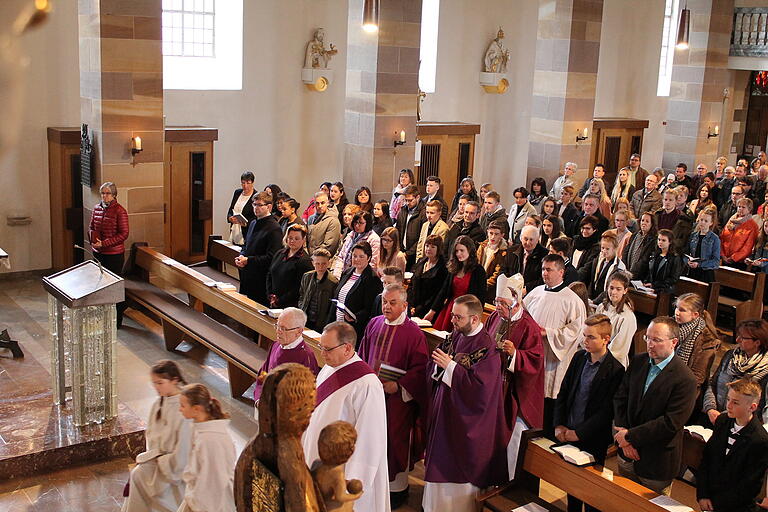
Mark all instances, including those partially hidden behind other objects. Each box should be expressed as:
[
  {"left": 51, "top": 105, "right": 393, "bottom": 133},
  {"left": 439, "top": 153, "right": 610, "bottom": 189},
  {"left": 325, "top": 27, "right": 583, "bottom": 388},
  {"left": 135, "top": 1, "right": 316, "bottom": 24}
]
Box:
[
  {"left": 411, "top": 317, "right": 432, "bottom": 328},
  {"left": 551, "top": 444, "right": 595, "bottom": 466}
]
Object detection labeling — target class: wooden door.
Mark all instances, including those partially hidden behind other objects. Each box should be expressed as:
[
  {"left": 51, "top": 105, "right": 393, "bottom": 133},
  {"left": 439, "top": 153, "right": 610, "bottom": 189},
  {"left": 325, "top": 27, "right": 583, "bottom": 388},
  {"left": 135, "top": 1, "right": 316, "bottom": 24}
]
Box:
[
  {"left": 164, "top": 141, "right": 213, "bottom": 263},
  {"left": 597, "top": 129, "right": 633, "bottom": 186},
  {"left": 416, "top": 134, "right": 475, "bottom": 194},
  {"left": 48, "top": 128, "right": 85, "bottom": 270}
]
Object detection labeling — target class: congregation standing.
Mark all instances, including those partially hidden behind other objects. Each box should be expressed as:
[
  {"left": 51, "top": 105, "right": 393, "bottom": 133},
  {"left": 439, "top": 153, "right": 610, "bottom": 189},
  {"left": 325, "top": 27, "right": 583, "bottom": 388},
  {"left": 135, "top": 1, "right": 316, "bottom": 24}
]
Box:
[{"left": 120, "top": 152, "right": 768, "bottom": 512}]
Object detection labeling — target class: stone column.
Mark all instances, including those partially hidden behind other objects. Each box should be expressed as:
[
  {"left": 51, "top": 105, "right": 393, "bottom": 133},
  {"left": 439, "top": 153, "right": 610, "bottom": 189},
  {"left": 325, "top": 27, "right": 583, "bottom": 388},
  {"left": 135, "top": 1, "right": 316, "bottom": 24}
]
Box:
[
  {"left": 79, "top": 0, "right": 164, "bottom": 250},
  {"left": 662, "top": 0, "right": 734, "bottom": 170},
  {"left": 343, "top": 0, "right": 421, "bottom": 200},
  {"left": 527, "top": 0, "right": 604, "bottom": 186}
]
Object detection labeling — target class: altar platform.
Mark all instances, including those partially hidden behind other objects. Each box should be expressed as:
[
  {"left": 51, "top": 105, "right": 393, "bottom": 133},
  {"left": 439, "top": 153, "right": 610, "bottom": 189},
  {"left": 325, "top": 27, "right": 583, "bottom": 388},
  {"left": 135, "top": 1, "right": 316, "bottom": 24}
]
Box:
[{"left": 0, "top": 349, "right": 145, "bottom": 480}]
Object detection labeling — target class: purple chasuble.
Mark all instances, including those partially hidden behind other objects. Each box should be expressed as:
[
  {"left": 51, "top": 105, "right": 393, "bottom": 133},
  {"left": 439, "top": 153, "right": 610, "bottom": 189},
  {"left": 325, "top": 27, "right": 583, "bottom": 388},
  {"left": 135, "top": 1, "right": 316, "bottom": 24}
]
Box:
[
  {"left": 486, "top": 310, "right": 545, "bottom": 430},
  {"left": 424, "top": 328, "right": 511, "bottom": 488},
  {"left": 315, "top": 360, "right": 375, "bottom": 406},
  {"left": 358, "top": 315, "right": 429, "bottom": 481},
  {"left": 253, "top": 340, "right": 319, "bottom": 401}
]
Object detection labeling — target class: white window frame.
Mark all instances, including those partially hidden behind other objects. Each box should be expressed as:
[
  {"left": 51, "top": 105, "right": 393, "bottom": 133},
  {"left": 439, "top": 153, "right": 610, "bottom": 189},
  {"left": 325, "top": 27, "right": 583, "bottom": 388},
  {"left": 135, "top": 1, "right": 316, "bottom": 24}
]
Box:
[
  {"left": 162, "top": 0, "right": 216, "bottom": 58},
  {"left": 419, "top": 0, "right": 440, "bottom": 94},
  {"left": 657, "top": 0, "right": 680, "bottom": 97},
  {"left": 163, "top": 0, "right": 242, "bottom": 90}
]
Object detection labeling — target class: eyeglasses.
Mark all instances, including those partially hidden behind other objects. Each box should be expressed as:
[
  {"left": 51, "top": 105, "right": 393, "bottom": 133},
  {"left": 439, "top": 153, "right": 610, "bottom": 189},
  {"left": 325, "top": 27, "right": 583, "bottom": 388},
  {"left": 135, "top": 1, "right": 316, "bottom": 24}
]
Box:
[
  {"left": 319, "top": 343, "right": 346, "bottom": 352},
  {"left": 253, "top": 202, "right": 268, "bottom": 208},
  {"left": 643, "top": 335, "right": 673, "bottom": 344},
  {"left": 276, "top": 325, "right": 302, "bottom": 333},
  {"left": 737, "top": 335, "right": 757, "bottom": 342}
]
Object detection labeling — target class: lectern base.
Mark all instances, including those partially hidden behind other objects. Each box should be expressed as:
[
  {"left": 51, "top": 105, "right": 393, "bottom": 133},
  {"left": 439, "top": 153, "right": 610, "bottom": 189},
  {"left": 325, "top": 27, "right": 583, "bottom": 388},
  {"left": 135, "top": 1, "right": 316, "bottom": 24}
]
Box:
[{"left": 0, "top": 328, "right": 23, "bottom": 358}]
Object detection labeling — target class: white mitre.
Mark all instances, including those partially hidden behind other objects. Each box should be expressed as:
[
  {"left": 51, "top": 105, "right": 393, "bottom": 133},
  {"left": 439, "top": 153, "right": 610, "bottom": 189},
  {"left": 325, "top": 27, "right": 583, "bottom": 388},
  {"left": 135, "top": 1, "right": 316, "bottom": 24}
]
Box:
[{"left": 496, "top": 273, "right": 524, "bottom": 301}]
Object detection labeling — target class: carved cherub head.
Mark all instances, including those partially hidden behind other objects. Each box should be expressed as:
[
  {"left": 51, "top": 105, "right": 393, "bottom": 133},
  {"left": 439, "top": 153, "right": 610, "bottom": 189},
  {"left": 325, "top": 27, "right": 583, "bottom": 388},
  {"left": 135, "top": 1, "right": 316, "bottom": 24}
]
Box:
[
  {"left": 317, "top": 421, "right": 357, "bottom": 466},
  {"left": 272, "top": 363, "right": 317, "bottom": 437}
]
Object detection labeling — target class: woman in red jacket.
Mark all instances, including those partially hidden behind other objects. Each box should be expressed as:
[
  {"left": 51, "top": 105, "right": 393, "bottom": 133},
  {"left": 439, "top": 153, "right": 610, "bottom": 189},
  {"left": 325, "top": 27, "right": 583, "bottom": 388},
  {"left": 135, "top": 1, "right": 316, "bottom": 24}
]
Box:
[
  {"left": 88, "top": 182, "right": 130, "bottom": 323},
  {"left": 720, "top": 197, "right": 758, "bottom": 270}
]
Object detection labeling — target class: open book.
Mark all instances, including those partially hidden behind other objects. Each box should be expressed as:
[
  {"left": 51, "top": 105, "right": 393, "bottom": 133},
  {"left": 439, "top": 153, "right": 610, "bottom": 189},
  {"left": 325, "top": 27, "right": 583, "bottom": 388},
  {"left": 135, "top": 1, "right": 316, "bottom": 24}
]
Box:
[
  {"left": 512, "top": 504, "right": 548, "bottom": 512},
  {"left": 258, "top": 308, "right": 283, "bottom": 319},
  {"left": 648, "top": 495, "right": 693, "bottom": 512},
  {"left": 411, "top": 317, "right": 432, "bottom": 328},
  {"left": 684, "top": 425, "right": 713, "bottom": 442},
  {"left": 233, "top": 213, "right": 249, "bottom": 225},
  {"left": 631, "top": 280, "right": 654, "bottom": 294},
  {"left": 331, "top": 300, "right": 357, "bottom": 321},
  {"left": 551, "top": 444, "right": 595, "bottom": 466}
]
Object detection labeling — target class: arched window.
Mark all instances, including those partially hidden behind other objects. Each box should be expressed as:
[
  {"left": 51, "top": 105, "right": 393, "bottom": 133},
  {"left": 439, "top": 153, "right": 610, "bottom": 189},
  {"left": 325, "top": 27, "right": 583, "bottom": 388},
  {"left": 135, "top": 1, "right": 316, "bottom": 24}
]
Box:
[
  {"left": 657, "top": 0, "right": 680, "bottom": 96},
  {"left": 419, "top": 0, "right": 440, "bottom": 94}
]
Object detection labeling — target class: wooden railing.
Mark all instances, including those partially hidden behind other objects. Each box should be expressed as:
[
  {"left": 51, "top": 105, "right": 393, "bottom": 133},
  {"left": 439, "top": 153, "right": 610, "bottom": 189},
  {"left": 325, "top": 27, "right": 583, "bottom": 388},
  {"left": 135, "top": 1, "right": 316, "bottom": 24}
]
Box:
[{"left": 731, "top": 8, "right": 768, "bottom": 57}]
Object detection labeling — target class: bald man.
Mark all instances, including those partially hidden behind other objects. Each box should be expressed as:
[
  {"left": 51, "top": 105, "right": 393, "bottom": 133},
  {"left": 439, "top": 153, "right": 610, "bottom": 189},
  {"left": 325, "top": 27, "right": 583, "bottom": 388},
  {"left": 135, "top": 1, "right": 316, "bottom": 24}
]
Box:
[{"left": 506, "top": 225, "right": 547, "bottom": 292}]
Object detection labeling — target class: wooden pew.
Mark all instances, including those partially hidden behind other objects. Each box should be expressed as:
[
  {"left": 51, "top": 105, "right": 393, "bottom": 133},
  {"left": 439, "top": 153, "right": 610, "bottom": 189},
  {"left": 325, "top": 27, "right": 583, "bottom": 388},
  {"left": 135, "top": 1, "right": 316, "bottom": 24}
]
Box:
[
  {"left": 519, "top": 437, "right": 693, "bottom": 512},
  {"left": 127, "top": 245, "right": 325, "bottom": 392},
  {"left": 189, "top": 235, "right": 240, "bottom": 287},
  {"left": 716, "top": 266, "right": 766, "bottom": 326},
  {"left": 628, "top": 289, "right": 670, "bottom": 317}
]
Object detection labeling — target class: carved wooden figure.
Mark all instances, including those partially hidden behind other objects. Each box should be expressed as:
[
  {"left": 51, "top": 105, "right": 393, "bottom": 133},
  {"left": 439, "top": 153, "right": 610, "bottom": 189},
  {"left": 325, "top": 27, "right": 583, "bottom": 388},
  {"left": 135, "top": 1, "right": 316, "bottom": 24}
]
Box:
[{"left": 312, "top": 421, "right": 363, "bottom": 512}]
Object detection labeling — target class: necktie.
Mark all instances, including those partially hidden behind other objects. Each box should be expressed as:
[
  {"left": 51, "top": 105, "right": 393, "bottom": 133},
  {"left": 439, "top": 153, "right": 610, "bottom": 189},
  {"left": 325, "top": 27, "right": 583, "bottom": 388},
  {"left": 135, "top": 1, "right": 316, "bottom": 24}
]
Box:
[{"left": 523, "top": 251, "right": 529, "bottom": 272}]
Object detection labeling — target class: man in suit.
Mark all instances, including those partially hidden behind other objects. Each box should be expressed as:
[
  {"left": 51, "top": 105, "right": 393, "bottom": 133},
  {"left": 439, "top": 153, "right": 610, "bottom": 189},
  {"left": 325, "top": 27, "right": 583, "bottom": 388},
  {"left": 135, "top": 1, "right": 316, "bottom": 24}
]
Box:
[
  {"left": 235, "top": 191, "right": 284, "bottom": 305},
  {"left": 554, "top": 313, "right": 625, "bottom": 512},
  {"left": 442, "top": 200, "right": 485, "bottom": 258},
  {"left": 697, "top": 378, "right": 768, "bottom": 512},
  {"left": 421, "top": 175, "right": 449, "bottom": 221},
  {"left": 395, "top": 185, "right": 426, "bottom": 270},
  {"left": 613, "top": 316, "right": 697, "bottom": 495},
  {"left": 508, "top": 225, "right": 547, "bottom": 292}
]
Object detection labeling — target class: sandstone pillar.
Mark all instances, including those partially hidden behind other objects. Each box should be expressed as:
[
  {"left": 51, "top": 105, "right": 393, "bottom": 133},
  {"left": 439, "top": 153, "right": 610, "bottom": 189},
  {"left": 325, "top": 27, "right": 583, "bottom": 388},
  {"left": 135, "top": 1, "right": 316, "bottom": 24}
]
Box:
[
  {"left": 79, "top": 0, "right": 164, "bottom": 250},
  {"left": 527, "top": 0, "right": 604, "bottom": 186}
]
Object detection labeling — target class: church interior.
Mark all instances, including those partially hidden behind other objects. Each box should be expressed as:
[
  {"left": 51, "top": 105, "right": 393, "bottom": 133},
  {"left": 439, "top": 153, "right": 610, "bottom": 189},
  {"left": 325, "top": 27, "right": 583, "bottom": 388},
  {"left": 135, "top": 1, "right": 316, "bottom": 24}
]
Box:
[{"left": 3, "top": 0, "right": 768, "bottom": 511}]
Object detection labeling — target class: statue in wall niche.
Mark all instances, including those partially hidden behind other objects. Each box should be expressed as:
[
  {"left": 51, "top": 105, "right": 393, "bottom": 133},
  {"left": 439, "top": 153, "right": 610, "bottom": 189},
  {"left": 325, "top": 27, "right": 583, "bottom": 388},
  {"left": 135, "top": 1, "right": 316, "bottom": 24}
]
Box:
[
  {"left": 483, "top": 27, "right": 510, "bottom": 73},
  {"left": 305, "top": 28, "right": 338, "bottom": 69},
  {"left": 312, "top": 421, "right": 363, "bottom": 512},
  {"left": 234, "top": 363, "right": 325, "bottom": 512}
]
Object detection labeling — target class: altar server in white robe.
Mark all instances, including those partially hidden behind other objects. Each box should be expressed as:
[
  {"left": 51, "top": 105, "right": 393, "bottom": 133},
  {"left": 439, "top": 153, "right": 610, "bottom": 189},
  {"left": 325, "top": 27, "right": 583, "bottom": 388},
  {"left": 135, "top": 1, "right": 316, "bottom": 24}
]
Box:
[
  {"left": 523, "top": 254, "right": 586, "bottom": 434},
  {"left": 177, "top": 384, "right": 236, "bottom": 512},
  {"left": 303, "top": 321, "right": 390, "bottom": 512},
  {"left": 123, "top": 361, "right": 191, "bottom": 512}
]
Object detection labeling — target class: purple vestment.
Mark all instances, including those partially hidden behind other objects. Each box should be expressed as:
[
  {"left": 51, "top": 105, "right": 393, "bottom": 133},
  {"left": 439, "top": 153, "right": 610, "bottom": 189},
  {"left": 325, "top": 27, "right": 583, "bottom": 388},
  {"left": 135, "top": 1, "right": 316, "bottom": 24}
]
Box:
[
  {"left": 253, "top": 339, "right": 319, "bottom": 401},
  {"left": 424, "top": 328, "right": 511, "bottom": 487},
  {"left": 357, "top": 315, "right": 429, "bottom": 481},
  {"left": 486, "top": 310, "right": 545, "bottom": 430}
]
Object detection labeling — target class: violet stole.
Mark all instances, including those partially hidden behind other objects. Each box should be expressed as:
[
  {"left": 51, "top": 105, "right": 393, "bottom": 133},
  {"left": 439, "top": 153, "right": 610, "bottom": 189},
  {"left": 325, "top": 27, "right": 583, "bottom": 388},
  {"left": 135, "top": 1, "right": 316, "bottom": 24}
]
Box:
[{"left": 315, "top": 361, "right": 375, "bottom": 406}]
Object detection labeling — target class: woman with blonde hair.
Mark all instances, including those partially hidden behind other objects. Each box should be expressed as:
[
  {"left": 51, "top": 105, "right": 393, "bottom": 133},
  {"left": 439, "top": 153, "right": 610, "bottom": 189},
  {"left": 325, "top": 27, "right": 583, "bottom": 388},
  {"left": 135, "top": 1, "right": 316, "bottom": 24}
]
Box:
[
  {"left": 610, "top": 167, "right": 635, "bottom": 203},
  {"left": 611, "top": 197, "right": 637, "bottom": 231},
  {"left": 674, "top": 293, "right": 720, "bottom": 402},
  {"left": 589, "top": 178, "right": 613, "bottom": 219}
]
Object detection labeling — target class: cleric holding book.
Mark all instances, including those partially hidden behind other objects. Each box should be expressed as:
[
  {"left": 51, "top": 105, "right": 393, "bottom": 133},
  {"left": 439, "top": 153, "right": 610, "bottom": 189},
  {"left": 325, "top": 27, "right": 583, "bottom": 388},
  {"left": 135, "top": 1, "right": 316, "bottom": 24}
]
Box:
[
  {"left": 422, "top": 294, "right": 511, "bottom": 511},
  {"left": 357, "top": 283, "right": 429, "bottom": 509}
]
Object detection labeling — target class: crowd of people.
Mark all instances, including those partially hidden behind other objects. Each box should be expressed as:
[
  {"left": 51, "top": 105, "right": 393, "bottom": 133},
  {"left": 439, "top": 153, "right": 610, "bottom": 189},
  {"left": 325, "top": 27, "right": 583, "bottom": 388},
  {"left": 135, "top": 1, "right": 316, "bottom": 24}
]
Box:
[{"left": 120, "top": 153, "right": 768, "bottom": 512}]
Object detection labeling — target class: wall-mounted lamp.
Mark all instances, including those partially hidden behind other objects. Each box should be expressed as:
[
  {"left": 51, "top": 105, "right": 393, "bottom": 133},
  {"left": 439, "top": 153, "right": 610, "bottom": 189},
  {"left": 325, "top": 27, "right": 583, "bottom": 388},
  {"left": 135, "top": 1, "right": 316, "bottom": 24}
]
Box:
[
  {"left": 362, "top": 0, "right": 379, "bottom": 33},
  {"left": 576, "top": 128, "right": 589, "bottom": 143},
  {"left": 707, "top": 125, "right": 719, "bottom": 139},
  {"left": 394, "top": 130, "right": 406, "bottom": 147},
  {"left": 131, "top": 136, "right": 143, "bottom": 156},
  {"left": 676, "top": 3, "right": 690, "bottom": 50}
]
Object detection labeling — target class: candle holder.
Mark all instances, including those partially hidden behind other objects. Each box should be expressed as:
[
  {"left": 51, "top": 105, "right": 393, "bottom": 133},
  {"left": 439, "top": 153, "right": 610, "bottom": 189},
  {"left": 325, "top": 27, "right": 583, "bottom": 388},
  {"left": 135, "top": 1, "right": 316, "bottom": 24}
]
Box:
[
  {"left": 393, "top": 131, "right": 406, "bottom": 147},
  {"left": 131, "top": 136, "right": 143, "bottom": 156}
]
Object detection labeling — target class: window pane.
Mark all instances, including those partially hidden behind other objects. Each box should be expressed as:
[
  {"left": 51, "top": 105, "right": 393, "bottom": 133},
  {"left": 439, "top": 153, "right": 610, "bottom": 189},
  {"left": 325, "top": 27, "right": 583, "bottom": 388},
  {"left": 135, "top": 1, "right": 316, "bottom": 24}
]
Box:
[
  {"left": 204, "top": 0, "right": 214, "bottom": 13},
  {"left": 184, "top": 0, "right": 194, "bottom": 11},
  {"left": 204, "top": 15, "right": 213, "bottom": 29}
]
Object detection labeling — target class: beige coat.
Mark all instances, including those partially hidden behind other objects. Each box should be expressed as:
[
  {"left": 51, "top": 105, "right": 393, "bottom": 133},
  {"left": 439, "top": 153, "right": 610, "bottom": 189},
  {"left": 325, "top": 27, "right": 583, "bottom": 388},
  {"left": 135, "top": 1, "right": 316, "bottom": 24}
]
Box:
[{"left": 415, "top": 219, "right": 449, "bottom": 260}]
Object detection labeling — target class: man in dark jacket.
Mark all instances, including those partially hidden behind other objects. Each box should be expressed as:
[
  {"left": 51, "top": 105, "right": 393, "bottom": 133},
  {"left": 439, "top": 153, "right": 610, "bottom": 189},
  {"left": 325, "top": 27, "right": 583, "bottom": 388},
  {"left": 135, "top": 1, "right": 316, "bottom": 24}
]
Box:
[
  {"left": 554, "top": 314, "right": 625, "bottom": 512},
  {"left": 235, "top": 191, "right": 284, "bottom": 305},
  {"left": 396, "top": 185, "right": 426, "bottom": 269},
  {"left": 548, "top": 238, "right": 578, "bottom": 285},
  {"left": 442, "top": 200, "right": 486, "bottom": 258},
  {"left": 479, "top": 190, "right": 508, "bottom": 235},
  {"left": 421, "top": 175, "right": 449, "bottom": 221},
  {"left": 718, "top": 185, "right": 743, "bottom": 230},
  {"left": 613, "top": 316, "right": 697, "bottom": 495}
]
